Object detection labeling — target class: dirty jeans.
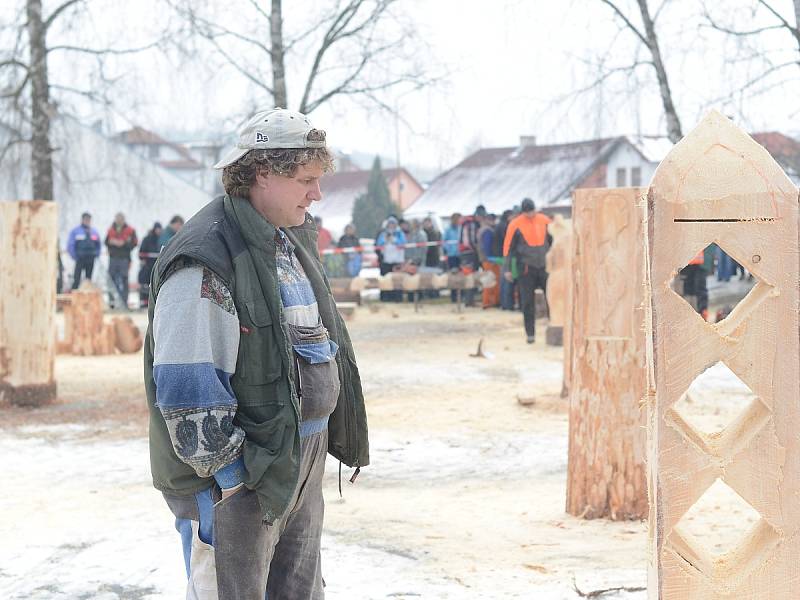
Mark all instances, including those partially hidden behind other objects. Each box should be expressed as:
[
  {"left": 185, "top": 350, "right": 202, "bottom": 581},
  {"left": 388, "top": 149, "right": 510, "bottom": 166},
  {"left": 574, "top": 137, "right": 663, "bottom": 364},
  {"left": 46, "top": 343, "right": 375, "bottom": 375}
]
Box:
[{"left": 166, "top": 428, "right": 329, "bottom": 600}]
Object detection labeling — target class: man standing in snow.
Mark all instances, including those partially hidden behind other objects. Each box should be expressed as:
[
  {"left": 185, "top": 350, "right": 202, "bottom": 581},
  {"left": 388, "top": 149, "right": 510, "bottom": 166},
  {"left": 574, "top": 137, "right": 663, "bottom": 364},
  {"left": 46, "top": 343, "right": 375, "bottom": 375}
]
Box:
[
  {"left": 144, "top": 108, "right": 369, "bottom": 599},
  {"left": 503, "top": 198, "right": 552, "bottom": 343},
  {"left": 67, "top": 212, "right": 101, "bottom": 289}
]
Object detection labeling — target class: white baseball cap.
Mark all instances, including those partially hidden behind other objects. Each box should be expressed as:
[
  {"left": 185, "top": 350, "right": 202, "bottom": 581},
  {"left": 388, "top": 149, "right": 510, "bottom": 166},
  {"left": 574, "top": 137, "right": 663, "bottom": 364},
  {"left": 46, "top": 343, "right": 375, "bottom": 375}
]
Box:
[{"left": 213, "top": 107, "right": 327, "bottom": 169}]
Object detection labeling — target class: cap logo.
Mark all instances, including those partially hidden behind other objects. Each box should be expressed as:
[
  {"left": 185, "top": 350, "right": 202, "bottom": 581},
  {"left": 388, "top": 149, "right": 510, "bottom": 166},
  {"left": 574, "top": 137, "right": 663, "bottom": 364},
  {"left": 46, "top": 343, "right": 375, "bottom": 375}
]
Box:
[
  {"left": 306, "top": 129, "right": 326, "bottom": 145},
  {"left": 255, "top": 132, "right": 269, "bottom": 143}
]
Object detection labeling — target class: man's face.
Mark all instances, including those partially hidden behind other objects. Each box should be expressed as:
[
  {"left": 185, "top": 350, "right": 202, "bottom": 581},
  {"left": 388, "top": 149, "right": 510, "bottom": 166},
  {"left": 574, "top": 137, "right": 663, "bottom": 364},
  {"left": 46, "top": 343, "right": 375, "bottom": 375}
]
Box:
[
  {"left": 82, "top": 216, "right": 91, "bottom": 227},
  {"left": 115, "top": 213, "right": 125, "bottom": 227},
  {"left": 252, "top": 162, "right": 324, "bottom": 228}
]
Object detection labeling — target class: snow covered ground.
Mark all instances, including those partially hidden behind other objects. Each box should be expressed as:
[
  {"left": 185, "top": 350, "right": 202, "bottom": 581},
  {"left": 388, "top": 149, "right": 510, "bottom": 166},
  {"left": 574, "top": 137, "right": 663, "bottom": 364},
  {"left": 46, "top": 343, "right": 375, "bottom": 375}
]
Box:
[{"left": 2, "top": 304, "right": 657, "bottom": 599}]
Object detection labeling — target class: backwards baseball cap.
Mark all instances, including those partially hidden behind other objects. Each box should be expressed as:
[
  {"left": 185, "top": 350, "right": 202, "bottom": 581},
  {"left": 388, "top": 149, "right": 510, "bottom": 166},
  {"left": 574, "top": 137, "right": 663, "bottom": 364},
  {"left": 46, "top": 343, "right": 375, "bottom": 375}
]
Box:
[{"left": 213, "top": 107, "right": 327, "bottom": 169}]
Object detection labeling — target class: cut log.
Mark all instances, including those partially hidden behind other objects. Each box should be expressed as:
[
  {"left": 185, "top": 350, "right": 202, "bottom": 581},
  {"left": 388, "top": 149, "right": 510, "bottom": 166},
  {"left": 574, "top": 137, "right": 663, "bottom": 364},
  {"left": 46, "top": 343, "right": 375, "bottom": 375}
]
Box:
[
  {"left": 566, "top": 187, "right": 648, "bottom": 521},
  {"left": 0, "top": 201, "right": 59, "bottom": 406},
  {"left": 69, "top": 284, "right": 106, "bottom": 356},
  {"left": 112, "top": 316, "right": 143, "bottom": 354},
  {"left": 545, "top": 215, "right": 573, "bottom": 347},
  {"left": 645, "top": 111, "right": 800, "bottom": 599}
]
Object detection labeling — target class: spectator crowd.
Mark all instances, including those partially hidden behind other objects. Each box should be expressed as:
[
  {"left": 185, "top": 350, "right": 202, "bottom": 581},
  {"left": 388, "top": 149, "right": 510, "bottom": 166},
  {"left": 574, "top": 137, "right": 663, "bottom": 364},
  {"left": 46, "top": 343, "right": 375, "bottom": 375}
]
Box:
[{"left": 61, "top": 212, "right": 185, "bottom": 309}]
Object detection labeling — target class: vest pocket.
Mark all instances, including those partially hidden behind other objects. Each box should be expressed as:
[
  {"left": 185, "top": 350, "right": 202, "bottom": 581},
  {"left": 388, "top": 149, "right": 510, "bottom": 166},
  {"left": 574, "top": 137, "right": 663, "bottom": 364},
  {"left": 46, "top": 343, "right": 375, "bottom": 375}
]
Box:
[{"left": 235, "top": 300, "right": 283, "bottom": 394}]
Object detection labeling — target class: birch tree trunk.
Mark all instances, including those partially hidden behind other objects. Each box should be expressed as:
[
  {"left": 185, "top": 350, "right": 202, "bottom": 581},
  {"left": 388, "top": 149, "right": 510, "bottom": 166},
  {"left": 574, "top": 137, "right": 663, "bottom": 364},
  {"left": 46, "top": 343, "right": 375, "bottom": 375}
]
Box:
[
  {"left": 0, "top": 201, "right": 58, "bottom": 406},
  {"left": 26, "top": 0, "right": 55, "bottom": 202},
  {"left": 270, "top": 0, "right": 288, "bottom": 108}
]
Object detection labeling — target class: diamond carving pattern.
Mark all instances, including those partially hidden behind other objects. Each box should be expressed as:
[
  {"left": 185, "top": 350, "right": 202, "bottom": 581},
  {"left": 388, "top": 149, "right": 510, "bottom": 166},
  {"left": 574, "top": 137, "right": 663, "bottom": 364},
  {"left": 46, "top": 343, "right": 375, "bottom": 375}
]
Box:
[{"left": 668, "top": 243, "right": 773, "bottom": 330}]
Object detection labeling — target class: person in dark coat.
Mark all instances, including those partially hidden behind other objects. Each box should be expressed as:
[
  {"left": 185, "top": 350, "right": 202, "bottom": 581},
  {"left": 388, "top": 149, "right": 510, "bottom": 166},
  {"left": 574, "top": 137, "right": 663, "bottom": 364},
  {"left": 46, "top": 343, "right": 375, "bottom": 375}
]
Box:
[{"left": 137, "top": 222, "right": 163, "bottom": 308}]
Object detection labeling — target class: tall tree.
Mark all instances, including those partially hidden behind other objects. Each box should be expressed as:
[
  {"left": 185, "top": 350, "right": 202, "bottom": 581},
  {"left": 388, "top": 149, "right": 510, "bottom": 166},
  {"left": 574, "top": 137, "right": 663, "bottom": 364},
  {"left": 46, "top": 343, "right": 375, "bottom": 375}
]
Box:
[
  {"left": 702, "top": 0, "right": 800, "bottom": 106},
  {"left": 352, "top": 156, "right": 398, "bottom": 238},
  {"left": 597, "top": 0, "right": 683, "bottom": 143},
  {"left": 0, "top": 0, "right": 160, "bottom": 201},
  {"left": 170, "top": 0, "right": 439, "bottom": 114}
]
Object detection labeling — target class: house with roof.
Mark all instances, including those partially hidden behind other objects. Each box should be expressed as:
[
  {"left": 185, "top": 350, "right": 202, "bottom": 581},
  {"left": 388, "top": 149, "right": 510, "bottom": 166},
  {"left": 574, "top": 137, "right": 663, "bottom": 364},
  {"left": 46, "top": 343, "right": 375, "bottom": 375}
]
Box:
[
  {"left": 115, "top": 126, "right": 223, "bottom": 195},
  {"left": 312, "top": 167, "right": 424, "bottom": 237},
  {"left": 0, "top": 116, "right": 212, "bottom": 282},
  {"left": 409, "top": 135, "right": 656, "bottom": 219}
]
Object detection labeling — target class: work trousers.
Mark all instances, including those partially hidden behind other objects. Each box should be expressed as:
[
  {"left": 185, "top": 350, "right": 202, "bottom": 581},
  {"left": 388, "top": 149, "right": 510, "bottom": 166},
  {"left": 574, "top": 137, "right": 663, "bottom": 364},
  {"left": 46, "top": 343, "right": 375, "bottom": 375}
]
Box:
[
  {"left": 682, "top": 264, "right": 709, "bottom": 313},
  {"left": 71, "top": 256, "right": 95, "bottom": 289},
  {"left": 166, "top": 429, "right": 328, "bottom": 600},
  {"left": 518, "top": 265, "right": 548, "bottom": 338},
  {"left": 108, "top": 257, "right": 131, "bottom": 307}
]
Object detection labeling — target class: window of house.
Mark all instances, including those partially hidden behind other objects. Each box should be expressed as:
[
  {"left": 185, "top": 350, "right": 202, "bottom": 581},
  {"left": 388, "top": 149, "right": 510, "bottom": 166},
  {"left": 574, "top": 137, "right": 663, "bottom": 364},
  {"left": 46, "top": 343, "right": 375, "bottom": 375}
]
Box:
[
  {"left": 616, "top": 167, "right": 627, "bottom": 187},
  {"left": 631, "top": 167, "right": 642, "bottom": 187}
]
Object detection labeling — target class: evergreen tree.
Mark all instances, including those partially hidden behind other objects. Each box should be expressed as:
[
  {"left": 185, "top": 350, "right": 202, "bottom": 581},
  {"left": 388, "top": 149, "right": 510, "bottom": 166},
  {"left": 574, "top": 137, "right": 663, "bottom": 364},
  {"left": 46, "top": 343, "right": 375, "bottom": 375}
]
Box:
[{"left": 352, "top": 157, "right": 399, "bottom": 238}]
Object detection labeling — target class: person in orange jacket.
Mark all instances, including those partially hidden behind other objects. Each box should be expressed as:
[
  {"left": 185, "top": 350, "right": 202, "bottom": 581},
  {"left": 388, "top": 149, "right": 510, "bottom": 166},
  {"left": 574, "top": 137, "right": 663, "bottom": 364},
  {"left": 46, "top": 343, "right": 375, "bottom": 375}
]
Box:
[{"left": 503, "top": 198, "right": 552, "bottom": 343}]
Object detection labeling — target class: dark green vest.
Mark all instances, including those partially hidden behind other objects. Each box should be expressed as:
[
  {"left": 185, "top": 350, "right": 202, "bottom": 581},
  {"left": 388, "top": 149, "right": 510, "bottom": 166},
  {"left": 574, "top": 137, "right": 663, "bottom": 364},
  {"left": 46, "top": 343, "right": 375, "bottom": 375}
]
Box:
[{"left": 143, "top": 195, "right": 369, "bottom": 523}]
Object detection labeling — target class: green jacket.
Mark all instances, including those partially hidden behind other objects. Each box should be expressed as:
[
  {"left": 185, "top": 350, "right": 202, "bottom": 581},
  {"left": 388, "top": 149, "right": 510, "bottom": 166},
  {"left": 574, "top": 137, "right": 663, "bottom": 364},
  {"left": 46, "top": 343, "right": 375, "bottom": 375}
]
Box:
[{"left": 143, "top": 195, "right": 369, "bottom": 523}]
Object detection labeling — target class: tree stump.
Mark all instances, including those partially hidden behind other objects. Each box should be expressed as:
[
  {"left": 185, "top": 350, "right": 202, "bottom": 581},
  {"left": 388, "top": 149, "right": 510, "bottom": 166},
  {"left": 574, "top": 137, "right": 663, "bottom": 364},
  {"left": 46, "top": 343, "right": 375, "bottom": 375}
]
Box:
[
  {"left": 0, "top": 201, "right": 59, "bottom": 406},
  {"left": 566, "top": 187, "right": 648, "bottom": 521},
  {"left": 646, "top": 111, "right": 800, "bottom": 599}
]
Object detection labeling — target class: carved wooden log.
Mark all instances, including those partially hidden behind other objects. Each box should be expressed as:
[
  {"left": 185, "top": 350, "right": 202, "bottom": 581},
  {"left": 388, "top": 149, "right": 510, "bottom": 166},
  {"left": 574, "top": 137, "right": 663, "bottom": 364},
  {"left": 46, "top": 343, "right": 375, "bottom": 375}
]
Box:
[
  {"left": 646, "top": 111, "right": 800, "bottom": 599},
  {"left": 546, "top": 215, "right": 573, "bottom": 346},
  {"left": 566, "top": 187, "right": 648, "bottom": 521},
  {"left": 0, "top": 201, "right": 58, "bottom": 406}
]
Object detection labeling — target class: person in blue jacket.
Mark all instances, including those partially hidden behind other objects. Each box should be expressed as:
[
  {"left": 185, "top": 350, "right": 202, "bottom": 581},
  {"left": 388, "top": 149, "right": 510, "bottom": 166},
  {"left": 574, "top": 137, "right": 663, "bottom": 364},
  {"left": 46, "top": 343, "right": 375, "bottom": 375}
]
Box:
[{"left": 66, "top": 212, "right": 101, "bottom": 289}]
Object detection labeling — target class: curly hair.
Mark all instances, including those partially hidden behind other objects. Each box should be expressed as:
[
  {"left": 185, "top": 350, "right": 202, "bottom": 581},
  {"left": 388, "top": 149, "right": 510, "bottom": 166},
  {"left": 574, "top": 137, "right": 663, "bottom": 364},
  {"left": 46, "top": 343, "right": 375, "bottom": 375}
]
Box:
[{"left": 222, "top": 146, "right": 335, "bottom": 199}]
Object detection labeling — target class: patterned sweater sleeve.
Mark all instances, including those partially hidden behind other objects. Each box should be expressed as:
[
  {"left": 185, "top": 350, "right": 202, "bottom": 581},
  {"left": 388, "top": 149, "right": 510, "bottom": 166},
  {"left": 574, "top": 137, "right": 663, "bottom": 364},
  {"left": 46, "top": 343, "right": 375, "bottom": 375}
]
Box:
[{"left": 153, "top": 265, "right": 246, "bottom": 489}]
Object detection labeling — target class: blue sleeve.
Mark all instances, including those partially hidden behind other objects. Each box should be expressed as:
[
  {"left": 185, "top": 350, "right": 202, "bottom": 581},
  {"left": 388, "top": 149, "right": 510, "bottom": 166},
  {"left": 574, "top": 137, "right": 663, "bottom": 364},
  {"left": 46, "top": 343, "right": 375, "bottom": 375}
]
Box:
[
  {"left": 153, "top": 265, "right": 246, "bottom": 489},
  {"left": 66, "top": 228, "right": 77, "bottom": 260},
  {"left": 481, "top": 230, "right": 494, "bottom": 258}
]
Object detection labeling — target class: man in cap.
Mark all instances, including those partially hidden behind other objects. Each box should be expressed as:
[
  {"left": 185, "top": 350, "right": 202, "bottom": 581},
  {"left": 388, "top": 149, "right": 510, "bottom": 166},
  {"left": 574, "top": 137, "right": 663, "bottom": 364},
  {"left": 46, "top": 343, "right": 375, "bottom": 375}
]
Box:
[
  {"left": 503, "top": 198, "right": 552, "bottom": 343},
  {"left": 144, "top": 108, "right": 369, "bottom": 599}
]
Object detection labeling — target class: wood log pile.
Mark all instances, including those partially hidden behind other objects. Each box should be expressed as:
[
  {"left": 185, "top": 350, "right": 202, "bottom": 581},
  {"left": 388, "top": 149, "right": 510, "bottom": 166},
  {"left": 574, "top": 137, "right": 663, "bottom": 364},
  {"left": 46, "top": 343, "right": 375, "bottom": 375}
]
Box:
[{"left": 58, "top": 285, "right": 143, "bottom": 356}]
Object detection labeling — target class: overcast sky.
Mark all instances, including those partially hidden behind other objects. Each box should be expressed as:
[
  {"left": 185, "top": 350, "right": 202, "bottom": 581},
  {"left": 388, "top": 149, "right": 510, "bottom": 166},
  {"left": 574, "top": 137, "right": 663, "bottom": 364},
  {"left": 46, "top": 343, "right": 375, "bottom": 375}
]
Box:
[{"left": 6, "top": 0, "right": 800, "bottom": 177}]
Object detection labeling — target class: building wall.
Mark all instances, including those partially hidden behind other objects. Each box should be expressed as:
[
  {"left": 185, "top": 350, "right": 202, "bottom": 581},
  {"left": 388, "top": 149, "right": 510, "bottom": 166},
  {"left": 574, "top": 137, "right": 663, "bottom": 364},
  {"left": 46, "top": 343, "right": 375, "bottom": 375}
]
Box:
[
  {"left": 388, "top": 171, "right": 424, "bottom": 210},
  {"left": 605, "top": 144, "right": 657, "bottom": 188}
]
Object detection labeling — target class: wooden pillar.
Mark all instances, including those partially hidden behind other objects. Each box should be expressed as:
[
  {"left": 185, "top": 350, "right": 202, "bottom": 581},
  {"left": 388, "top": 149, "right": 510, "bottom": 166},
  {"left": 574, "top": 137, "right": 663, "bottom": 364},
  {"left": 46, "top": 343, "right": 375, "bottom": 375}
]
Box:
[
  {"left": 566, "top": 187, "right": 648, "bottom": 521},
  {"left": 0, "top": 201, "right": 58, "bottom": 406},
  {"left": 645, "top": 111, "right": 800, "bottom": 599},
  {"left": 545, "top": 215, "right": 573, "bottom": 346}
]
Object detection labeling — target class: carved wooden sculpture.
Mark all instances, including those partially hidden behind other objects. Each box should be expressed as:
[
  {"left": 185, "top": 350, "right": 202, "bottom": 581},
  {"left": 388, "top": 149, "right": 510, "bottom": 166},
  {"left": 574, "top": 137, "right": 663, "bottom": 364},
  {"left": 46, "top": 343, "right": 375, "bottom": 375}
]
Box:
[
  {"left": 566, "top": 187, "right": 648, "bottom": 520},
  {"left": 645, "top": 111, "right": 799, "bottom": 599},
  {"left": 0, "top": 201, "right": 58, "bottom": 406},
  {"left": 545, "top": 215, "right": 572, "bottom": 347}
]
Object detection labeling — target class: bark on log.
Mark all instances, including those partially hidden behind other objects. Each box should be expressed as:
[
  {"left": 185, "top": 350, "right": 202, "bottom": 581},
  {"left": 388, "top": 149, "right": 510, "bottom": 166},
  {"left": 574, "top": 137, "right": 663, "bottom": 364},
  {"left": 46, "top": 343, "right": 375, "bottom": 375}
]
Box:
[
  {"left": 646, "top": 110, "right": 800, "bottom": 599},
  {"left": 566, "top": 187, "right": 648, "bottom": 521},
  {"left": 0, "top": 201, "right": 58, "bottom": 406}
]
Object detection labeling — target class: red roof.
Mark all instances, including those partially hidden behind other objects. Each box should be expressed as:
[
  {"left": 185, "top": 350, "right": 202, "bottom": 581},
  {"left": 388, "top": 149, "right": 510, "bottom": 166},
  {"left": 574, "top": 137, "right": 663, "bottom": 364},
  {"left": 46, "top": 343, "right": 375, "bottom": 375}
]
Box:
[
  {"left": 751, "top": 132, "right": 800, "bottom": 178},
  {"left": 116, "top": 126, "right": 199, "bottom": 166}
]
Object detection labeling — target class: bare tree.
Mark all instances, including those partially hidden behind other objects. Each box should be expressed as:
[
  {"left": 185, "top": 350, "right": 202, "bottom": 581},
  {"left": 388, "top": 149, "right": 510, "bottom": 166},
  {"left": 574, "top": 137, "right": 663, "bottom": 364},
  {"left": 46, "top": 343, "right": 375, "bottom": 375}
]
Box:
[
  {"left": 170, "top": 0, "right": 438, "bottom": 115},
  {"left": 0, "top": 0, "right": 160, "bottom": 201},
  {"left": 596, "top": 0, "right": 683, "bottom": 143},
  {"left": 702, "top": 1, "right": 800, "bottom": 107}
]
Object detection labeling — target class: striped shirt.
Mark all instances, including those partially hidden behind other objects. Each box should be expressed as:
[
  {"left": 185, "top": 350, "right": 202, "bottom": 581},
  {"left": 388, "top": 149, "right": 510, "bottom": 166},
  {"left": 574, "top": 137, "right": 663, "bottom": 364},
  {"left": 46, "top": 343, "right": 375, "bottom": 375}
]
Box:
[{"left": 152, "top": 230, "right": 337, "bottom": 491}]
